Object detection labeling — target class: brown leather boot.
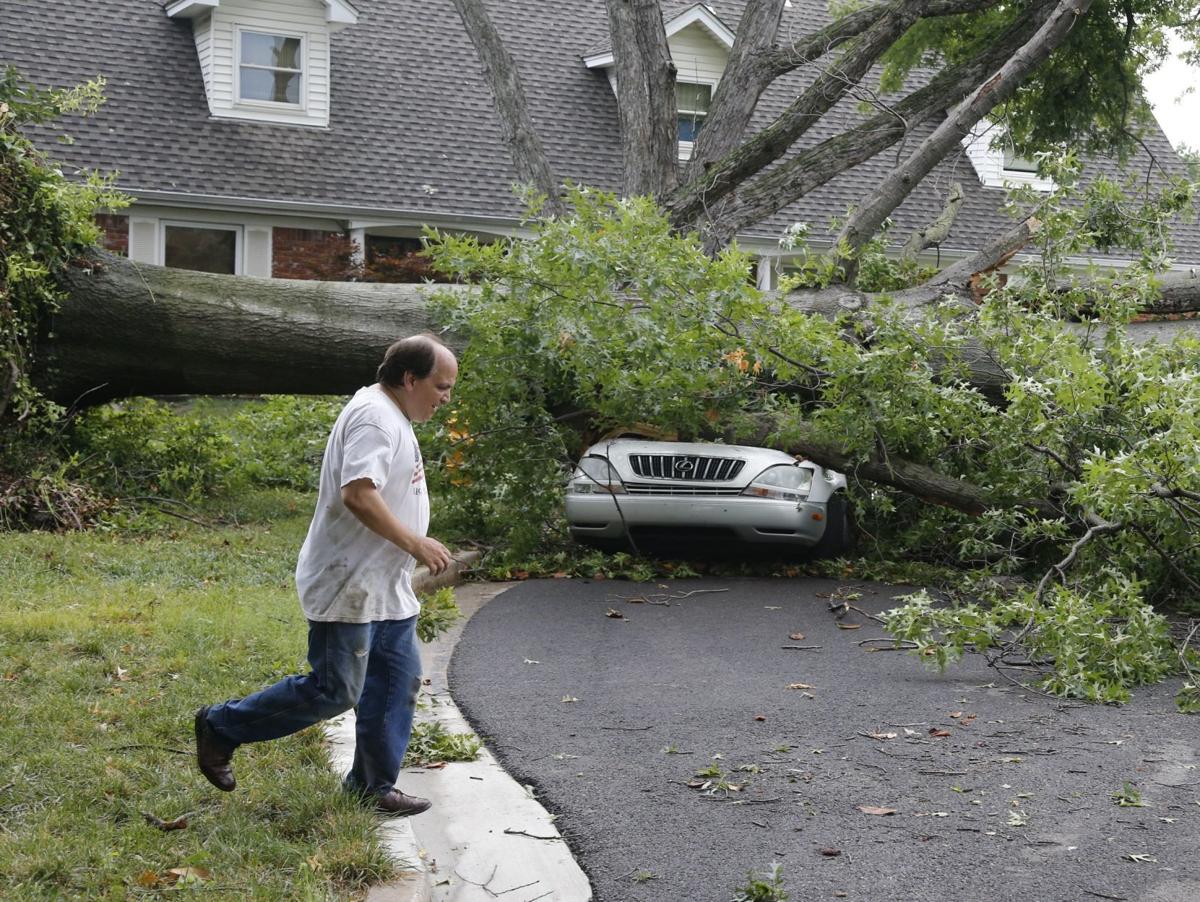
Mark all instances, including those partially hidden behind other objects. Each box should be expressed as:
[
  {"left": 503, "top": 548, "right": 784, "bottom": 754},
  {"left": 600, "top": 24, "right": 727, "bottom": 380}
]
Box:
[
  {"left": 374, "top": 789, "right": 431, "bottom": 817},
  {"left": 194, "top": 707, "right": 237, "bottom": 792}
]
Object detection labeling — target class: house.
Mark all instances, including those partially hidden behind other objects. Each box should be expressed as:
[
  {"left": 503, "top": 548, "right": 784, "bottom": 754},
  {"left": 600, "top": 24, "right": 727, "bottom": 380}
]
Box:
[{"left": 3, "top": 0, "right": 1196, "bottom": 286}]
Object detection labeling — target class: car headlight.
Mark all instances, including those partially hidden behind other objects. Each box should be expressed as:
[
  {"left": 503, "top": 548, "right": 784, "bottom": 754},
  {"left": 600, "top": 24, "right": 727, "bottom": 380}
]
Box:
[
  {"left": 742, "top": 464, "right": 812, "bottom": 502},
  {"left": 570, "top": 456, "right": 626, "bottom": 494}
]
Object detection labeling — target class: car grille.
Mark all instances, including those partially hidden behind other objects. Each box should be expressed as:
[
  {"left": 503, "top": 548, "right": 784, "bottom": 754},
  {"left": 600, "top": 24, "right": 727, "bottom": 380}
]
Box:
[
  {"left": 624, "top": 482, "right": 743, "bottom": 496},
  {"left": 628, "top": 454, "right": 745, "bottom": 481}
]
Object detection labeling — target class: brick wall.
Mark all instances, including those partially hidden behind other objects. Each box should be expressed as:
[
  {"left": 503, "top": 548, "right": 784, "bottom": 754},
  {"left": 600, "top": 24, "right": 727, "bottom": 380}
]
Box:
[
  {"left": 272, "top": 227, "right": 360, "bottom": 280},
  {"left": 95, "top": 213, "right": 129, "bottom": 256},
  {"left": 272, "top": 228, "right": 453, "bottom": 282}
]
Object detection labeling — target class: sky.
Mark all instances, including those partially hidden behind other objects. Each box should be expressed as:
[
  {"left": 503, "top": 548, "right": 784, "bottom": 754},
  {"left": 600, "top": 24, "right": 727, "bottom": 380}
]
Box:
[{"left": 1143, "top": 37, "right": 1200, "bottom": 152}]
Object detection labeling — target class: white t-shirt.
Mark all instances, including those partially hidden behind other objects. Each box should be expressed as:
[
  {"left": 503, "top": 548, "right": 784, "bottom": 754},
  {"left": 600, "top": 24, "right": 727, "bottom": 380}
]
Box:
[{"left": 295, "top": 384, "right": 430, "bottom": 623}]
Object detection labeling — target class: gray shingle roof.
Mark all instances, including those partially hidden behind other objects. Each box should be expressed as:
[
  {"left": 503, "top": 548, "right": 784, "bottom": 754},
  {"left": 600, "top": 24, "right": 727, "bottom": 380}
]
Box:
[{"left": 2, "top": 0, "right": 1197, "bottom": 261}]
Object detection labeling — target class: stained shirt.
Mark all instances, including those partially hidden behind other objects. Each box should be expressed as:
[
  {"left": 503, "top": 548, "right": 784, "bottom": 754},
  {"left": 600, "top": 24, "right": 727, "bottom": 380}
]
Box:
[{"left": 295, "top": 384, "right": 429, "bottom": 622}]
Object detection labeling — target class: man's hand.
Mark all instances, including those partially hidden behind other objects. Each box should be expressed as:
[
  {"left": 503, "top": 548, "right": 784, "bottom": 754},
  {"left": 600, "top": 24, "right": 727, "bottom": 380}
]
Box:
[{"left": 411, "top": 536, "right": 453, "bottom": 575}]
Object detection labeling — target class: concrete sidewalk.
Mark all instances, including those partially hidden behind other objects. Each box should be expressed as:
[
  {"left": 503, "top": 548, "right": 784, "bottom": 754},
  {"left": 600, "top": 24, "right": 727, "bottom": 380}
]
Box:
[{"left": 324, "top": 558, "right": 592, "bottom": 902}]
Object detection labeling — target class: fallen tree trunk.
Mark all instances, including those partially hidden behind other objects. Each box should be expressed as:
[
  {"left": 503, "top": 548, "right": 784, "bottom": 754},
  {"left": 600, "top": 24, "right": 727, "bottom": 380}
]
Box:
[
  {"left": 37, "top": 249, "right": 1200, "bottom": 409},
  {"left": 39, "top": 251, "right": 455, "bottom": 407}
]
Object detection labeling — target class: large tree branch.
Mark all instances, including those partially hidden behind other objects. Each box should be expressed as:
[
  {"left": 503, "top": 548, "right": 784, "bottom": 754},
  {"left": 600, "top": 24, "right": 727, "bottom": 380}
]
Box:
[
  {"left": 833, "top": 0, "right": 1094, "bottom": 278},
  {"left": 449, "top": 0, "right": 565, "bottom": 216},
  {"left": 670, "top": 0, "right": 934, "bottom": 227},
  {"left": 915, "top": 216, "right": 1041, "bottom": 293},
  {"left": 605, "top": 0, "right": 678, "bottom": 197},
  {"left": 39, "top": 252, "right": 453, "bottom": 407},
  {"left": 745, "top": 416, "right": 1063, "bottom": 518},
  {"left": 681, "top": 0, "right": 1057, "bottom": 241}
]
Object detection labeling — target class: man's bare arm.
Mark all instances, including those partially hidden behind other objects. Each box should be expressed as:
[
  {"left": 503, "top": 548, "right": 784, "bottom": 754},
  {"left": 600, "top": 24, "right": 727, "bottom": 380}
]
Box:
[{"left": 341, "top": 478, "right": 453, "bottom": 575}]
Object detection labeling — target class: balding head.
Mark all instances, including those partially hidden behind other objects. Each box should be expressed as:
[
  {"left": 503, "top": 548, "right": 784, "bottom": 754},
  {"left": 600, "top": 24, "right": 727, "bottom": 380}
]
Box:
[{"left": 376, "top": 333, "right": 454, "bottom": 388}]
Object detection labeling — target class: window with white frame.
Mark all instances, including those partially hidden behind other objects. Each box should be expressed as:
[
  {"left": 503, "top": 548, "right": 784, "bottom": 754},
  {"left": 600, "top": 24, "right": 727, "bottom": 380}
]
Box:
[
  {"left": 162, "top": 223, "right": 242, "bottom": 275},
  {"left": 1002, "top": 147, "right": 1039, "bottom": 174},
  {"left": 238, "top": 30, "right": 304, "bottom": 106},
  {"left": 677, "top": 82, "right": 712, "bottom": 142},
  {"left": 961, "top": 127, "right": 1054, "bottom": 192}
]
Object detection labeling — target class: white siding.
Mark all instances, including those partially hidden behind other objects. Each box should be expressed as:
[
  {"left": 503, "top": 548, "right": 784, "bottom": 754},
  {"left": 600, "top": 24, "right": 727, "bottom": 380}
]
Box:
[
  {"left": 669, "top": 24, "right": 727, "bottom": 87},
  {"left": 128, "top": 216, "right": 159, "bottom": 265},
  {"left": 206, "top": 0, "right": 332, "bottom": 127},
  {"left": 962, "top": 128, "right": 1054, "bottom": 192},
  {"left": 244, "top": 226, "right": 273, "bottom": 277},
  {"left": 193, "top": 13, "right": 214, "bottom": 101}
]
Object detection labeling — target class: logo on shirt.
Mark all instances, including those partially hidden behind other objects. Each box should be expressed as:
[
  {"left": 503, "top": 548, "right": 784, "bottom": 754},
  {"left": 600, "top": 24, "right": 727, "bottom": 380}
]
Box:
[{"left": 412, "top": 446, "right": 425, "bottom": 495}]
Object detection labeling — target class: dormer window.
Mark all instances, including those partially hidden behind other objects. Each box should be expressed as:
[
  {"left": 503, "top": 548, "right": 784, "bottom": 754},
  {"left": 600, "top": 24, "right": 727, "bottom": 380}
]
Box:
[
  {"left": 167, "top": 0, "right": 359, "bottom": 127},
  {"left": 238, "top": 30, "right": 304, "bottom": 106},
  {"left": 677, "top": 82, "right": 711, "bottom": 143}
]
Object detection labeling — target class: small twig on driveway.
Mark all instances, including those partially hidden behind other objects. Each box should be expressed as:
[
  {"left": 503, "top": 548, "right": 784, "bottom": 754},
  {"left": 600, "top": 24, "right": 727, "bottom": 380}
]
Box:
[
  {"left": 612, "top": 588, "right": 730, "bottom": 606},
  {"left": 858, "top": 638, "right": 916, "bottom": 649},
  {"left": 502, "top": 828, "right": 562, "bottom": 841},
  {"left": 781, "top": 645, "right": 823, "bottom": 650}
]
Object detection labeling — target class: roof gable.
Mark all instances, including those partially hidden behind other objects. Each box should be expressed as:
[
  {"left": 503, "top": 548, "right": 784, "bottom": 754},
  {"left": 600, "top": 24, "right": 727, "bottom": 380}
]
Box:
[
  {"left": 166, "top": 0, "right": 360, "bottom": 28},
  {"left": 584, "top": 3, "right": 734, "bottom": 68}
]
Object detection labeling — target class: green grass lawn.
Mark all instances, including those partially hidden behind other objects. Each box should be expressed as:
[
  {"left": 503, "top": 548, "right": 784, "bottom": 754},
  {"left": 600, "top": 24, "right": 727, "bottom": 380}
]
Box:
[{"left": 0, "top": 490, "right": 397, "bottom": 900}]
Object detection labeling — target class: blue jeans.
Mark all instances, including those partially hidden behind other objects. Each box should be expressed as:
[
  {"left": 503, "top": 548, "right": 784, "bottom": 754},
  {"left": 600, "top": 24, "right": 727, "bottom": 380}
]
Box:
[{"left": 205, "top": 617, "right": 423, "bottom": 798}]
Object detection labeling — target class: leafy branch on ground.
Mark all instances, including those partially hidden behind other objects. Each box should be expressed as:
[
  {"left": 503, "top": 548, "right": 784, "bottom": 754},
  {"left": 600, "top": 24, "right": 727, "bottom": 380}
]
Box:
[
  {"left": 417, "top": 586, "right": 461, "bottom": 643},
  {"left": 402, "top": 720, "right": 482, "bottom": 767},
  {"left": 1112, "top": 781, "right": 1149, "bottom": 807}
]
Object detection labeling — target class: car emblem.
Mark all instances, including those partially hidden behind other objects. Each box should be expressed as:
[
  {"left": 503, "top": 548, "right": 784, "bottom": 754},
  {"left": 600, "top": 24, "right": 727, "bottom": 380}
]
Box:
[{"left": 674, "top": 458, "right": 695, "bottom": 473}]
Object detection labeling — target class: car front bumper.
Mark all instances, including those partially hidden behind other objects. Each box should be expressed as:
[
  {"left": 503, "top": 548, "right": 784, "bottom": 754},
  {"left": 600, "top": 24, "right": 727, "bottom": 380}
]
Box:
[{"left": 565, "top": 493, "right": 830, "bottom": 546}]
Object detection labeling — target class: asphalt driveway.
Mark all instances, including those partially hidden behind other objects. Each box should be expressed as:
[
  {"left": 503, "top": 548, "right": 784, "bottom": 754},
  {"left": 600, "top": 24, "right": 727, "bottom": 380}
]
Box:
[{"left": 449, "top": 578, "right": 1199, "bottom": 902}]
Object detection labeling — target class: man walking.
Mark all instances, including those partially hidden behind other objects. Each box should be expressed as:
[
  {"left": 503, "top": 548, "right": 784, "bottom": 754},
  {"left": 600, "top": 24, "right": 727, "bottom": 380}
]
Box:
[{"left": 195, "top": 334, "right": 458, "bottom": 816}]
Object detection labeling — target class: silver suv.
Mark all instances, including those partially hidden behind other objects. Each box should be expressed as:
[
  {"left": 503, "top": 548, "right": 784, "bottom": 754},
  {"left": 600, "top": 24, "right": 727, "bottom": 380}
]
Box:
[{"left": 565, "top": 439, "right": 851, "bottom": 556}]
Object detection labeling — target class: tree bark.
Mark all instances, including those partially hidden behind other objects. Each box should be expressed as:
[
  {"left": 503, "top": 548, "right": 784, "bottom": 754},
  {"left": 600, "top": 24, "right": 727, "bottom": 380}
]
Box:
[
  {"left": 38, "top": 252, "right": 453, "bottom": 407},
  {"left": 684, "top": 0, "right": 786, "bottom": 182},
  {"left": 450, "top": 0, "right": 566, "bottom": 216},
  {"left": 605, "top": 0, "right": 678, "bottom": 198}
]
